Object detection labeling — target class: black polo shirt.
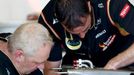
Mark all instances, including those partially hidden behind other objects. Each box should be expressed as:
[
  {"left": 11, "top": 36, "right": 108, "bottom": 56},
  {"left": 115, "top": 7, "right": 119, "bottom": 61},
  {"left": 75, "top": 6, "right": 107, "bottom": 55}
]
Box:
[
  {"left": 0, "top": 51, "right": 19, "bottom": 75},
  {"left": 38, "top": 0, "right": 134, "bottom": 67}
]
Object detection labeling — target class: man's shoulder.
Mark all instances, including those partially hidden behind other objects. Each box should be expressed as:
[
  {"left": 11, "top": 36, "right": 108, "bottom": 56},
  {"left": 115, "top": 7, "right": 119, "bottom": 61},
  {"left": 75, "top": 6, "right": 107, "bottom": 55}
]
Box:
[
  {"left": 109, "top": 0, "right": 134, "bottom": 34},
  {"left": 38, "top": 0, "right": 58, "bottom": 28},
  {"left": 0, "top": 64, "right": 8, "bottom": 75},
  {"left": 38, "top": 0, "right": 64, "bottom": 40},
  {"left": 0, "top": 52, "right": 7, "bottom": 74},
  {"left": 0, "top": 52, "right": 19, "bottom": 75}
]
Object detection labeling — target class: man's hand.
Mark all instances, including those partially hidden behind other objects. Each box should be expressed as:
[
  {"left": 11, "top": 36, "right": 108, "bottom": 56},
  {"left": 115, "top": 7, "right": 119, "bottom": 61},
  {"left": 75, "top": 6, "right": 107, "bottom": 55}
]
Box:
[
  {"left": 104, "top": 43, "right": 134, "bottom": 70},
  {"left": 104, "top": 57, "right": 121, "bottom": 70}
]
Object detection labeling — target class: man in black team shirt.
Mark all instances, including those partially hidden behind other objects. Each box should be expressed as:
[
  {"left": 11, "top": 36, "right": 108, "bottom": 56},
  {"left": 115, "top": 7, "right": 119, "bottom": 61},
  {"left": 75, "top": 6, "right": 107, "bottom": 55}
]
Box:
[
  {"left": 0, "top": 33, "right": 44, "bottom": 75},
  {"left": 0, "top": 22, "right": 53, "bottom": 75},
  {"left": 38, "top": 0, "right": 134, "bottom": 75}
]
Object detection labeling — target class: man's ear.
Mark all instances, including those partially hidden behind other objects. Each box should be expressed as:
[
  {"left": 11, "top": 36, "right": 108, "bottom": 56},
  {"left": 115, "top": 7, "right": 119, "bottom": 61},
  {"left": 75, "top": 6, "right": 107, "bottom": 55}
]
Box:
[{"left": 14, "top": 49, "right": 25, "bottom": 63}]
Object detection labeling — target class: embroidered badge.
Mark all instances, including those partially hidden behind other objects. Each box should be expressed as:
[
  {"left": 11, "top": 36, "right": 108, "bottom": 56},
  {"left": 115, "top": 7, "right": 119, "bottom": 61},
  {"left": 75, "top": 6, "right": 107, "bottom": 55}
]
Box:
[
  {"left": 98, "top": 3, "right": 104, "bottom": 8},
  {"left": 95, "top": 29, "right": 106, "bottom": 38},
  {"left": 53, "top": 18, "right": 59, "bottom": 24},
  {"left": 99, "top": 35, "right": 116, "bottom": 51},
  {"left": 120, "top": 3, "right": 130, "bottom": 18}
]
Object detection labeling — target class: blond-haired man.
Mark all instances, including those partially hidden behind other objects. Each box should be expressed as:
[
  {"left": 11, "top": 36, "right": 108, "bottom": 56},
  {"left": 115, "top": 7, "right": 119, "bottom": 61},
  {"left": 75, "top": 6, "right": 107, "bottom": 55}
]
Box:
[{"left": 0, "top": 22, "right": 53, "bottom": 75}]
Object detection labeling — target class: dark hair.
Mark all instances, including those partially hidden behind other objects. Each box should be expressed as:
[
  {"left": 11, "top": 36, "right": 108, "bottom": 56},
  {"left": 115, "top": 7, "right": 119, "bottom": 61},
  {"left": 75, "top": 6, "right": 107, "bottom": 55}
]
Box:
[{"left": 55, "top": 0, "right": 90, "bottom": 30}]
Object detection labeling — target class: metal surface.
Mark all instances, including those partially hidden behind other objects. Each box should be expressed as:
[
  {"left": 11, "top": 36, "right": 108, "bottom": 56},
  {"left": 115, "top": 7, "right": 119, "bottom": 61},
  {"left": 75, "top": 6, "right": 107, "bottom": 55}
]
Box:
[{"left": 55, "top": 68, "right": 134, "bottom": 75}]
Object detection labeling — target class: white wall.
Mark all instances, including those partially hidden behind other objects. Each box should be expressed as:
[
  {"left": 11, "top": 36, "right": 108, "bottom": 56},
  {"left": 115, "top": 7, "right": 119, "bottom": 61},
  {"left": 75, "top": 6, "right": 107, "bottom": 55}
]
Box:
[{"left": 0, "top": 0, "right": 50, "bottom": 33}]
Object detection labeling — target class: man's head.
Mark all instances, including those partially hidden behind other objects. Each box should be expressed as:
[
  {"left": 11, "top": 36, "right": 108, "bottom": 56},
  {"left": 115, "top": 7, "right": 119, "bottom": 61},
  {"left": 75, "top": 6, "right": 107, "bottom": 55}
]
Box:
[
  {"left": 8, "top": 22, "right": 53, "bottom": 74},
  {"left": 55, "top": 0, "right": 93, "bottom": 38}
]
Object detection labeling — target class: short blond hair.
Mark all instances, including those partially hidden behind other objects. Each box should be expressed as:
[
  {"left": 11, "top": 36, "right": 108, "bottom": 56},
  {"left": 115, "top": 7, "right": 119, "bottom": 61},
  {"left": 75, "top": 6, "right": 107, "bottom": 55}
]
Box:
[{"left": 8, "top": 22, "right": 53, "bottom": 56}]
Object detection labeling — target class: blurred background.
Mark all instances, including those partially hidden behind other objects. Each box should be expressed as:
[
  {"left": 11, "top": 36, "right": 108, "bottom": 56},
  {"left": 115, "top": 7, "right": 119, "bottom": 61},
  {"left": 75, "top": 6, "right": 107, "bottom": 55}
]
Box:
[
  {"left": 0, "top": 0, "right": 50, "bottom": 33},
  {"left": 0, "top": 0, "right": 134, "bottom": 33}
]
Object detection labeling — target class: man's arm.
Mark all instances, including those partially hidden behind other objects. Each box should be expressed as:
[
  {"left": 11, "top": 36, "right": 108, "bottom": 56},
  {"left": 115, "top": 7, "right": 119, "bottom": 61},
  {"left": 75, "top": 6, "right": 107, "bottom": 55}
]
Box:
[
  {"left": 104, "top": 43, "right": 134, "bottom": 70},
  {"left": 44, "top": 60, "right": 61, "bottom": 75}
]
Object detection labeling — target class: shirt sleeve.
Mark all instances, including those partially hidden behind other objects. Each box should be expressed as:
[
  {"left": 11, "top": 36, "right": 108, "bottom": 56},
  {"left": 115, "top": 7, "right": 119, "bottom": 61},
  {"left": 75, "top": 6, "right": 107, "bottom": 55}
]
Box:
[
  {"left": 47, "top": 42, "right": 62, "bottom": 61},
  {"left": 110, "top": 0, "right": 134, "bottom": 35}
]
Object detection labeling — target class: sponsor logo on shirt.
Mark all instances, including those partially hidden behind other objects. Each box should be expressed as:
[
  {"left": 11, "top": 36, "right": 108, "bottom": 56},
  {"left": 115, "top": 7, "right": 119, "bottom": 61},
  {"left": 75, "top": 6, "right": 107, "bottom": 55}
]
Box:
[
  {"left": 94, "top": 18, "right": 102, "bottom": 30},
  {"left": 95, "top": 30, "right": 106, "bottom": 38},
  {"left": 99, "top": 34, "right": 116, "bottom": 51},
  {"left": 53, "top": 18, "right": 59, "bottom": 24},
  {"left": 98, "top": 3, "right": 104, "bottom": 8},
  {"left": 120, "top": 3, "right": 130, "bottom": 18}
]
